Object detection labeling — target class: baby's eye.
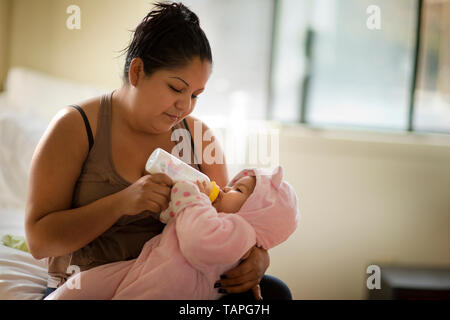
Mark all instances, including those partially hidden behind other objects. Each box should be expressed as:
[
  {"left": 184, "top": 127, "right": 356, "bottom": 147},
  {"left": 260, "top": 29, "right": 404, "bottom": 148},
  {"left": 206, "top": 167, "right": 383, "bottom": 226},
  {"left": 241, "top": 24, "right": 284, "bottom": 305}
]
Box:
[{"left": 236, "top": 188, "right": 242, "bottom": 193}]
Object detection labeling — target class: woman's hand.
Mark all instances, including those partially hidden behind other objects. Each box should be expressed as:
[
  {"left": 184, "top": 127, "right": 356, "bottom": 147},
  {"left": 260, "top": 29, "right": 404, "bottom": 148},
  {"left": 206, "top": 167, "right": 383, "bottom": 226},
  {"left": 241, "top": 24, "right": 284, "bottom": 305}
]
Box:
[
  {"left": 215, "top": 246, "right": 269, "bottom": 299},
  {"left": 117, "top": 173, "right": 173, "bottom": 216}
]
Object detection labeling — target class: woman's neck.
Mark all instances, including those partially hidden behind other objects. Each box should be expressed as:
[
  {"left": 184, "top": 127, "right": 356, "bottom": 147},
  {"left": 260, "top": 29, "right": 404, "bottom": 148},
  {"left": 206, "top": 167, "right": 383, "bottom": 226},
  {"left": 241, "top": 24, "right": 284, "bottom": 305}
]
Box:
[
  {"left": 112, "top": 86, "right": 144, "bottom": 137},
  {"left": 112, "top": 86, "right": 168, "bottom": 142}
]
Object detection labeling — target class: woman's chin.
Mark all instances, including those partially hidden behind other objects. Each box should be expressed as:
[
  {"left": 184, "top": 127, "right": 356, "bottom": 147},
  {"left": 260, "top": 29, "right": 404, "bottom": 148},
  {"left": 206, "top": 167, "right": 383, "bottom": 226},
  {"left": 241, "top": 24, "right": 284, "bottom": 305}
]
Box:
[{"left": 145, "top": 122, "right": 173, "bottom": 135}]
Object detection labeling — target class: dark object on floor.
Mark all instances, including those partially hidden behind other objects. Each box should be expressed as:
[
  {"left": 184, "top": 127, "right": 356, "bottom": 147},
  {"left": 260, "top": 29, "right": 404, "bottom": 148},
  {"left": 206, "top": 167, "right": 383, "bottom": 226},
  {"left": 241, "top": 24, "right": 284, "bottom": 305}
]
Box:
[{"left": 368, "top": 265, "right": 450, "bottom": 300}]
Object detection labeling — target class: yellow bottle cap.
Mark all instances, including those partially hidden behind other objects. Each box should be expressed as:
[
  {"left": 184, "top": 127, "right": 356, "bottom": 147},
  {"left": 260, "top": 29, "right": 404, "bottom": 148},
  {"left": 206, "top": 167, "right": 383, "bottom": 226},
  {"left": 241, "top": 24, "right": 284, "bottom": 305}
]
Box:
[{"left": 208, "top": 181, "right": 220, "bottom": 203}]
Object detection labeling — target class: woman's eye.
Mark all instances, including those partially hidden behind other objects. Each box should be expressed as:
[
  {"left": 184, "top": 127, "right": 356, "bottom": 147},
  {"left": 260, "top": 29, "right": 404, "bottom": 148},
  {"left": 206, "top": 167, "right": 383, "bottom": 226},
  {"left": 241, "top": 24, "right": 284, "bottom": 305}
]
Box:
[
  {"left": 169, "top": 85, "right": 182, "bottom": 93},
  {"left": 170, "top": 85, "right": 198, "bottom": 99}
]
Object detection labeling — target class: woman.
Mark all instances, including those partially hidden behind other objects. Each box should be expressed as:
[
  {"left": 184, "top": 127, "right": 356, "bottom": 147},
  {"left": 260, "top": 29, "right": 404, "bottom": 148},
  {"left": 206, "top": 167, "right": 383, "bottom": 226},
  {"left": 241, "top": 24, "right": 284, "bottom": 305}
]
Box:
[{"left": 25, "top": 2, "right": 291, "bottom": 300}]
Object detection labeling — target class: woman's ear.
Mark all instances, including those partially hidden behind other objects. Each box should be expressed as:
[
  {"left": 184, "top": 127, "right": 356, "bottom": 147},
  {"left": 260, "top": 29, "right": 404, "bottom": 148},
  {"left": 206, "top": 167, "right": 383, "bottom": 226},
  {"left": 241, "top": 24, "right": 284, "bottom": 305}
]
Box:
[{"left": 128, "top": 57, "right": 144, "bottom": 87}]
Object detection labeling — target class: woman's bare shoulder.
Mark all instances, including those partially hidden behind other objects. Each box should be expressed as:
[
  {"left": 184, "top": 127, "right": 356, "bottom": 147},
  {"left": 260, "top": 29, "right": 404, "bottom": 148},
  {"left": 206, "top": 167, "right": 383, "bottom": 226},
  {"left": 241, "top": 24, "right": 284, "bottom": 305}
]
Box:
[
  {"left": 184, "top": 115, "right": 212, "bottom": 134},
  {"left": 38, "top": 96, "right": 102, "bottom": 161},
  {"left": 184, "top": 115, "right": 229, "bottom": 186},
  {"left": 70, "top": 95, "right": 102, "bottom": 138},
  {"left": 184, "top": 114, "right": 199, "bottom": 128}
]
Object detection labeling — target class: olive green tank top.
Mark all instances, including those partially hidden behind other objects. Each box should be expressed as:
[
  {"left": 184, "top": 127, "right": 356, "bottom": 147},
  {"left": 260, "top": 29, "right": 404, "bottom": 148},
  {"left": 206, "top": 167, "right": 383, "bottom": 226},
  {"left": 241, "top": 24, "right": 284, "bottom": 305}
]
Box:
[{"left": 47, "top": 92, "right": 201, "bottom": 288}]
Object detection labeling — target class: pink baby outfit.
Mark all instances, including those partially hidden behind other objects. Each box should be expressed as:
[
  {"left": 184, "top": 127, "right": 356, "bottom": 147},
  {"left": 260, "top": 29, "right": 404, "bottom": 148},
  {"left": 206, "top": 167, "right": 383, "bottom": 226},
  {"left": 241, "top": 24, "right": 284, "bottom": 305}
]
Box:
[{"left": 45, "top": 166, "right": 299, "bottom": 300}]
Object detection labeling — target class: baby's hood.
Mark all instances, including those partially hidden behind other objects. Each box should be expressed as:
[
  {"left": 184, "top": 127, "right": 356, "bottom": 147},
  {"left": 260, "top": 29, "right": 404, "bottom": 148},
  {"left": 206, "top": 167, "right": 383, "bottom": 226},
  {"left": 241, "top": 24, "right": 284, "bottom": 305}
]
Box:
[{"left": 228, "top": 166, "right": 300, "bottom": 250}]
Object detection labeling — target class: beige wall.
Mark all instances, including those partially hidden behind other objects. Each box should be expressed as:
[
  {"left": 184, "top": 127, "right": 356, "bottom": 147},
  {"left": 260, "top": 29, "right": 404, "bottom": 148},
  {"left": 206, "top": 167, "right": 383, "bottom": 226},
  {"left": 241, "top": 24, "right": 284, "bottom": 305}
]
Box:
[
  {"left": 0, "top": 0, "right": 11, "bottom": 91},
  {"left": 267, "top": 127, "right": 450, "bottom": 299},
  {"left": 8, "top": 0, "right": 155, "bottom": 89}
]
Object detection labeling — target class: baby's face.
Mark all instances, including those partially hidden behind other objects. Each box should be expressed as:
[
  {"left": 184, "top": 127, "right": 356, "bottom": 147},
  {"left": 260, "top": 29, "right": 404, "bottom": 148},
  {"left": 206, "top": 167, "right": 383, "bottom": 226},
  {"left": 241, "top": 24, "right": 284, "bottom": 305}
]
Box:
[{"left": 212, "top": 176, "right": 256, "bottom": 213}]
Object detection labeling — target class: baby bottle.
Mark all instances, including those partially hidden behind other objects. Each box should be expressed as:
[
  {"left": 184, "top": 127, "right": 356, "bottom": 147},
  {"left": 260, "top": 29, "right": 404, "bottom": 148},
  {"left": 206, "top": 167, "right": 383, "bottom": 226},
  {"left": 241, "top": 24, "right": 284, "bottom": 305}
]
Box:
[{"left": 145, "top": 148, "right": 220, "bottom": 203}]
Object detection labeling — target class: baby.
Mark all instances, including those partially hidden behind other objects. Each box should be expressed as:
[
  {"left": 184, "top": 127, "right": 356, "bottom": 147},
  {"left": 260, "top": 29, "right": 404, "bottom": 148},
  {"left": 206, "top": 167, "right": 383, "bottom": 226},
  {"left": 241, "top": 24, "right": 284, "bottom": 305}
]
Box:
[{"left": 45, "top": 166, "right": 299, "bottom": 300}]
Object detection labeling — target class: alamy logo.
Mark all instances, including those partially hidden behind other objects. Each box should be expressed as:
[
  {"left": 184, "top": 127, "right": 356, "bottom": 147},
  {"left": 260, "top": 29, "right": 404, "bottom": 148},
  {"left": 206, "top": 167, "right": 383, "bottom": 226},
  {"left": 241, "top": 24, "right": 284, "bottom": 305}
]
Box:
[
  {"left": 170, "top": 120, "right": 279, "bottom": 168},
  {"left": 66, "top": 265, "right": 81, "bottom": 290},
  {"left": 66, "top": 5, "right": 81, "bottom": 30},
  {"left": 366, "top": 5, "right": 381, "bottom": 30},
  {"left": 366, "top": 265, "right": 381, "bottom": 290}
]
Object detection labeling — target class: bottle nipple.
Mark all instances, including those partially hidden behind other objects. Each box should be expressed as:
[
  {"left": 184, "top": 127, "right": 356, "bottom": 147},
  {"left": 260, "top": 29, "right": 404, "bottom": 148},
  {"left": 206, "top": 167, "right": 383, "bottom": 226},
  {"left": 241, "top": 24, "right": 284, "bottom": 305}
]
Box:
[{"left": 208, "top": 181, "right": 220, "bottom": 203}]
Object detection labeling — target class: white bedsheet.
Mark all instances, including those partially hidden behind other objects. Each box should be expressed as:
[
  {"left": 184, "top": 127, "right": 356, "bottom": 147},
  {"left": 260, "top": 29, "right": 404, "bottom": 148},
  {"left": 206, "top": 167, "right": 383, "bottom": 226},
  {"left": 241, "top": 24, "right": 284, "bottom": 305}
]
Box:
[
  {"left": 0, "top": 209, "right": 48, "bottom": 300},
  {"left": 0, "top": 245, "right": 47, "bottom": 300}
]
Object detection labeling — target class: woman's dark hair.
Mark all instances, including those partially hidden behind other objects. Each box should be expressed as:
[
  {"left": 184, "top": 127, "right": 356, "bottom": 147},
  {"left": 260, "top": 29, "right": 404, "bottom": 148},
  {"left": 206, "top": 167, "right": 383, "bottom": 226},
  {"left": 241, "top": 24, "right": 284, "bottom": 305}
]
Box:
[{"left": 123, "top": 1, "right": 212, "bottom": 83}]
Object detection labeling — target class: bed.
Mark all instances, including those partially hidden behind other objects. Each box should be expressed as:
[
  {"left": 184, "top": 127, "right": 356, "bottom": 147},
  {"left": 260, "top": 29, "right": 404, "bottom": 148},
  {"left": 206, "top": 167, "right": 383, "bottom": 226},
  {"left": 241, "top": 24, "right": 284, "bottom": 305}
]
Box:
[{"left": 0, "top": 67, "right": 106, "bottom": 299}]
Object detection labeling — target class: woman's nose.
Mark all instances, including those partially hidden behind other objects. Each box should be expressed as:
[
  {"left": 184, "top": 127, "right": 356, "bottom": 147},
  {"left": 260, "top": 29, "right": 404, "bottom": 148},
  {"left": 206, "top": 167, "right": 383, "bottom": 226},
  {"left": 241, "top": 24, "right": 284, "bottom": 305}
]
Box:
[{"left": 175, "top": 96, "right": 192, "bottom": 113}]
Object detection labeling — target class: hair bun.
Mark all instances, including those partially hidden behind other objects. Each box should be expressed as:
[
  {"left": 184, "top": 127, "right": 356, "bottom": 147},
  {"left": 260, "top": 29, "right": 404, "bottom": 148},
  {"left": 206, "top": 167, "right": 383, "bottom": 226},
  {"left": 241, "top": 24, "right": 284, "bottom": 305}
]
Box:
[
  {"left": 154, "top": 2, "right": 200, "bottom": 26},
  {"left": 122, "top": 1, "right": 211, "bottom": 82}
]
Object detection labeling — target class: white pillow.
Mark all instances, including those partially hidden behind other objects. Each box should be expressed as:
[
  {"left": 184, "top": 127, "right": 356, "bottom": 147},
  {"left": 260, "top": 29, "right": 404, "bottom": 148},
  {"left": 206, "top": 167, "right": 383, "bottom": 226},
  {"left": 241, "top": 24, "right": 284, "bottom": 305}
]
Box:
[
  {"left": 0, "top": 93, "right": 9, "bottom": 110},
  {"left": 0, "top": 112, "right": 46, "bottom": 209},
  {"left": 4, "top": 67, "right": 108, "bottom": 122},
  {"left": 0, "top": 244, "right": 48, "bottom": 300}
]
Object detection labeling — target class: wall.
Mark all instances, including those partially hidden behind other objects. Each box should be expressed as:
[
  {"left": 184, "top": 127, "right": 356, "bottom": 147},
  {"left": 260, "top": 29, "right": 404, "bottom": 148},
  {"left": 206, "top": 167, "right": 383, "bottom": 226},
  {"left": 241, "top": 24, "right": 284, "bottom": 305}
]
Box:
[
  {"left": 8, "top": 0, "right": 154, "bottom": 89},
  {"left": 6, "top": 0, "right": 274, "bottom": 120},
  {"left": 0, "top": 0, "right": 11, "bottom": 91},
  {"left": 266, "top": 126, "right": 450, "bottom": 299}
]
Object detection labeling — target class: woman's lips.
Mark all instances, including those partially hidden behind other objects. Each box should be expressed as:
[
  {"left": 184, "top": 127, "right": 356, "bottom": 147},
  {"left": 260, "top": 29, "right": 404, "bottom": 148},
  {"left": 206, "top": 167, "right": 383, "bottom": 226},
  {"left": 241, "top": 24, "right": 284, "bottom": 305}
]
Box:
[{"left": 164, "top": 113, "right": 179, "bottom": 122}]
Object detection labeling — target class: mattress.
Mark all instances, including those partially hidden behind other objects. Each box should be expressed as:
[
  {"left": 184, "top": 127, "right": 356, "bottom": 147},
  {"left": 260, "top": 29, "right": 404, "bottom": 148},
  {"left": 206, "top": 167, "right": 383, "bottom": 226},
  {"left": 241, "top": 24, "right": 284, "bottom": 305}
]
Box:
[{"left": 0, "top": 208, "right": 48, "bottom": 300}]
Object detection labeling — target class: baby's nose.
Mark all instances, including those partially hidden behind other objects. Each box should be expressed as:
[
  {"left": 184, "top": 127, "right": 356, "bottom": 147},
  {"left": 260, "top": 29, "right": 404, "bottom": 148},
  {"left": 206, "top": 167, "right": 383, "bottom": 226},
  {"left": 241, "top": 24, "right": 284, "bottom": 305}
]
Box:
[{"left": 223, "top": 186, "right": 231, "bottom": 192}]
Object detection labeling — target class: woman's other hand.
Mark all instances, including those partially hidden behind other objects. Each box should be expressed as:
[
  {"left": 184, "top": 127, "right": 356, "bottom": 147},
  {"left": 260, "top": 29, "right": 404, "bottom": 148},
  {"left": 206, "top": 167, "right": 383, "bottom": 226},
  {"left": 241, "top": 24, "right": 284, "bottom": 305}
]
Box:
[
  {"left": 118, "top": 173, "right": 173, "bottom": 215},
  {"left": 216, "top": 246, "right": 269, "bottom": 299}
]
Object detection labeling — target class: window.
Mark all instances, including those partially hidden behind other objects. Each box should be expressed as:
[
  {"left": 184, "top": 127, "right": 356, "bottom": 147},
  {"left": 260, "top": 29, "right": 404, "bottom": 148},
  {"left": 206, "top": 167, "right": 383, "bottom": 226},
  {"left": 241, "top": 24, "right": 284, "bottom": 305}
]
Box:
[
  {"left": 270, "top": 0, "right": 450, "bottom": 134},
  {"left": 415, "top": 0, "right": 450, "bottom": 134},
  {"left": 180, "top": 0, "right": 277, "bottom": 172},
  {"left": 183, "top": 0, "right": 273, "bottom": 121}
]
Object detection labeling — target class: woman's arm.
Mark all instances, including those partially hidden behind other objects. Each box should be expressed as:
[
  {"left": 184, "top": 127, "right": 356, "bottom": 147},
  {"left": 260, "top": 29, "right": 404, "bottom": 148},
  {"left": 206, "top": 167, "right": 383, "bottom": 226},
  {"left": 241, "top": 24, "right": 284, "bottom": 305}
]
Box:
[
  {"left": 25, "top": 108, "right": 171, "bottom": 259},
  {"left": 25, "top": 107, "right": 126, "bottom": 259},
  {"left": 216, "top": 246, "right": 270, "bottom": 295}
]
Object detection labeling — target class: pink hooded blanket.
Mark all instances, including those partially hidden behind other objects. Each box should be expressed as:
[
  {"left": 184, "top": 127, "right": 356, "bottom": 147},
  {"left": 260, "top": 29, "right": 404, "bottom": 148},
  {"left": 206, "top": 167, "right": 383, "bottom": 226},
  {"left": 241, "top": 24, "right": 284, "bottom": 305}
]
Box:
[
  {"left": 230, "top": 166, "right": 299, "bottom": 250},
  {"left": 46, "top": 166, "right": 299, "bottom": 300}
]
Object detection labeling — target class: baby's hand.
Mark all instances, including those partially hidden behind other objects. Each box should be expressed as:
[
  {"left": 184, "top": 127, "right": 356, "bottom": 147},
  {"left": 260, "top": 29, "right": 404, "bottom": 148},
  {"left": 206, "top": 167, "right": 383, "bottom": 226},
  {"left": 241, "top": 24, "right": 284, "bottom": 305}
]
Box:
[{"left": 195, "top": 180, "right": 211, "bottom": 196}]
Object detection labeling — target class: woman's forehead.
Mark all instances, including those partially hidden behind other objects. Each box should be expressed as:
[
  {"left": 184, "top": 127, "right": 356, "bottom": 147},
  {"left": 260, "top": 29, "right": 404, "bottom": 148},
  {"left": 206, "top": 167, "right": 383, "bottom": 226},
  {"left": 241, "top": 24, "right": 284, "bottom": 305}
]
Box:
[{"left": 163, "top": 58, "right": 211, "bottom": 81}]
